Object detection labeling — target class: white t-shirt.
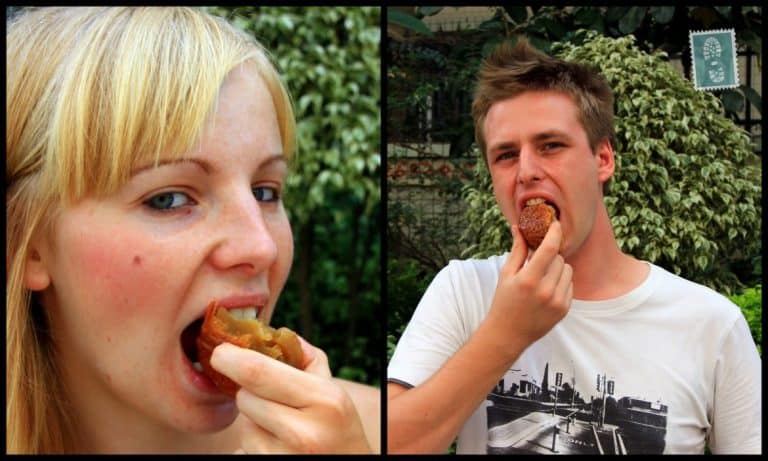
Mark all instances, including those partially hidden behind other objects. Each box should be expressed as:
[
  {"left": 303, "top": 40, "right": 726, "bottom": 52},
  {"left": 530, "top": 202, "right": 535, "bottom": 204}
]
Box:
[{"left": 388, "top": 255, "right": 761, "bottom": 454}]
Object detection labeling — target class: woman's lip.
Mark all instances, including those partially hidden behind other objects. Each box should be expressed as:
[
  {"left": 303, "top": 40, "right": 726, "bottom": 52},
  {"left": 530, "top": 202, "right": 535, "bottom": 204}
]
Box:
[
  {"left": 179, "top": 344, "right": 225, "bottom": 397},
  {"left": 214, "top": 294, "right": 269, "bottom": 309}
]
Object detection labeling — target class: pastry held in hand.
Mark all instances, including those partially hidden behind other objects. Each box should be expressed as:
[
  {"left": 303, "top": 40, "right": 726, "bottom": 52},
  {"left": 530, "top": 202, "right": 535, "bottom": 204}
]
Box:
[
  {"left": 519, "top": 199, "right": 557, "bottom": 250},
  {"left": 196, "top": 301, "right": 303, "bottom": 397}
]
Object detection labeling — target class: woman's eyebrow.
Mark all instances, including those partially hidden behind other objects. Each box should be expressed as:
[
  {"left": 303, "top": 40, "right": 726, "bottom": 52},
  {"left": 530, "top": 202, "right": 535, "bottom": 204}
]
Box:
[
  {"left": 131, "top": 152, "right": 286, "bottom": 177},
  {"left": 131, "top": 158, "right": 213, "bottom": 177},
  {"left": 259, "top": 153, "right": 287, "bottom": 170}
]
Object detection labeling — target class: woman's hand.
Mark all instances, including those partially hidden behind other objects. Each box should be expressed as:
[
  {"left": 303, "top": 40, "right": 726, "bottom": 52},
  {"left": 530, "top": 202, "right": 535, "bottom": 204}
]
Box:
[{"left": 210, "top": 338, "right": 372, "bottom": 454}]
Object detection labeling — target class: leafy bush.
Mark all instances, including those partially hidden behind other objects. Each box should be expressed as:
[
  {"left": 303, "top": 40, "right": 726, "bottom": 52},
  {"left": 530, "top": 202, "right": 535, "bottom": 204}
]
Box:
[
  {"left": 729, "top": 285, "right": 762, "bottom": 356},
  {"left": 387, "top": 258, "right": 436, "bottom": 361},
  {"left": 460, "top": 31, "right": 761, "bottom": 295}
]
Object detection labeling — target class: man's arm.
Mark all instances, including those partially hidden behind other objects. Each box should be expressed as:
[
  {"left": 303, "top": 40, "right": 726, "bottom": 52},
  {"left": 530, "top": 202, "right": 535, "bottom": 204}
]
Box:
[
  {"left": 387, "top": 223, "right": 573, "bottom": 453},
  {"left": 708, "top": 314, "right": 761, "bottom": 454},
  {"left": 387, "top": 319, "right": 532, "bottom": 453}
]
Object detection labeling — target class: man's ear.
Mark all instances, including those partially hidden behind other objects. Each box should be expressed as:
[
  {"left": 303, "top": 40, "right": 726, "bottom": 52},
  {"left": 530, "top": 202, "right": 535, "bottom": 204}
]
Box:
[
  {"left": 24, "top": 244, "right": 51, "bottom": 291},
  {"left": 595, "top": 138, "right": 615, "bottom": 184}
]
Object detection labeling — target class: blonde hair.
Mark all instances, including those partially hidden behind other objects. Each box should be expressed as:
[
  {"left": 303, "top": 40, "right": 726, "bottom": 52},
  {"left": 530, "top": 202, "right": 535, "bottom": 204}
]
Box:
[
  {"left": 472, "top": 38, "right": 615, "bottom": 160},
  {"left": 6, "top": 7, "right": 296, "bottom": 453}
]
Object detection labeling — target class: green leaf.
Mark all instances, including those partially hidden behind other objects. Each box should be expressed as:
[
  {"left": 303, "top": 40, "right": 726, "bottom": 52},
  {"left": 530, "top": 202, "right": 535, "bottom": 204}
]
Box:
[
  {"left": 416, "top": 7, "right": 443, "bottom": 17},
  {"left": 482, "top": 36, "right": 504, "bottom": 58},
  {"left": 739, "top": 29, "right": 761, "bottom": 54},
  {"left": 649, "top": 6, "right": 675, "bottom": 24},
  {"left": 619, "top": 7, "right": 646, "bottom": 34},
  {"left": 527, "top": 34, "right": 551, "bottom": 53},
  {"left": 504, "top": 6, "right": 528, "bottom": 24},
  {"left": 741, "top": 85, "right": 762, "bottom": 115},
  {"left": 541, "top": 17, "right": 567, "bottom": 39},
  {"left": 721, "top": 90, "right": 745, "bottom": 114},
  {"left": 713, "top": 6, "right": 731, "bottom": 17},
  {"left": 605, "top": 7, "right": 630, "bottom": 23},
  {"left": 387, "top": 9, "right": 433, "bottom": 36},
  {"left": 574, "top": 7, "right": 601, "bottom": 26}
]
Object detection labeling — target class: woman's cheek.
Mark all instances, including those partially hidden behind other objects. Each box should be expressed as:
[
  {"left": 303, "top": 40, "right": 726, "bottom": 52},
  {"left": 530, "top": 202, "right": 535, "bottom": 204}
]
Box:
[{"left": 59, "top": 223, "right": 178, "bottom": 318}]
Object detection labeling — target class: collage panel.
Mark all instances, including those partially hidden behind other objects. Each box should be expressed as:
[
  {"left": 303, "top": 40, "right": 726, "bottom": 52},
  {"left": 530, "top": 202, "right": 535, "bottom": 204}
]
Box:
[{"left": 385, "top": 5, "right": 761, "bottom": 455}]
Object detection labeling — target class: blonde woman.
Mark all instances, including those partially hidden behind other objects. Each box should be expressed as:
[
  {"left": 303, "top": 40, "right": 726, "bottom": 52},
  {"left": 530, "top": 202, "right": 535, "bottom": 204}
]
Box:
[{"left": 7, "top": 7, "right": 379, "bottom": 454}]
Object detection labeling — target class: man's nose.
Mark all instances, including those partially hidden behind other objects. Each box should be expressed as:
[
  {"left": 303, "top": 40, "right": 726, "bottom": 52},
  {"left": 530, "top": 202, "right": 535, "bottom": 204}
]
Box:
[{"left": 517, "top": 146, "right": 544, "bottom": 184}]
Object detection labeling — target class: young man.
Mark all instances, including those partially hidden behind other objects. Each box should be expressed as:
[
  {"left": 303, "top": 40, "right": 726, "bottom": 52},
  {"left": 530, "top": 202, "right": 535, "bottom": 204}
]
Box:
[{"left": 387, "top": 39, "right": 761, "bottom": 454}]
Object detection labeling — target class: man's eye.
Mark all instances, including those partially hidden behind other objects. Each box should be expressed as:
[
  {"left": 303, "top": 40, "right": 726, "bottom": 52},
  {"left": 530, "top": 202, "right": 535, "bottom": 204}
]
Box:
[
  {"left": 253, "top": 186, "right": 280, "bottom": 202},
  {"left": 496, "top": 151, "right": 518, "bottom": 163},
  {"left": 144, "top": 191, "right": 192, "bottom": 211},
  {"left": 543, "top": 142, "right": 564, "bottom": 150}
]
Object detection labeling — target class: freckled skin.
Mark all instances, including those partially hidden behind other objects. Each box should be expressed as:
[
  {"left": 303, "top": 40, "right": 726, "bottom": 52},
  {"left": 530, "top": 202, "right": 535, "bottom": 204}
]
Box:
[{"left": 36, "top": 64, "right": 293, "bottom": 444}]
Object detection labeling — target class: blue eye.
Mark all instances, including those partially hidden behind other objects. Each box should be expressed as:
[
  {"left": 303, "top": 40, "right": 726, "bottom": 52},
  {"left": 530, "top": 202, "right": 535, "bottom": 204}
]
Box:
[
  {"left": 144, "top": 192, "right": 192, "bottom": 211},
  {"left": 253, "top": 186, "right": 280, "bottom": 202}
]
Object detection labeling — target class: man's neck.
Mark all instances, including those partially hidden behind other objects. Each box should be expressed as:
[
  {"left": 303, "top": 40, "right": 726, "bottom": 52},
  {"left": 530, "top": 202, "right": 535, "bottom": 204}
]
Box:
[{"left": 565, "top": 205, "right": 650, "bottom": 301}]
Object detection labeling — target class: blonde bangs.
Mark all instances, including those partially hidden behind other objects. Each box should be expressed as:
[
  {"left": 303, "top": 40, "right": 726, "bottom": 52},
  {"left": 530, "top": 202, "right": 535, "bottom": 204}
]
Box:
[{"left": 8, "top": 7, "right": 295, "bottom": 206}]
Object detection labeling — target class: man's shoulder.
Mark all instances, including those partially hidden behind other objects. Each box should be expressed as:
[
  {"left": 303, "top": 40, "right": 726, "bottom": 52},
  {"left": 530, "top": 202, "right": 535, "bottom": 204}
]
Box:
[
  {"left": 649, "top": 263, "right": 740, "bottom": 315},
  {"left": 429, "top": 253, "right": 508, "bottom": 297},
  {"left": 443, "top": 253, "right": 508, "bottom": 274}
]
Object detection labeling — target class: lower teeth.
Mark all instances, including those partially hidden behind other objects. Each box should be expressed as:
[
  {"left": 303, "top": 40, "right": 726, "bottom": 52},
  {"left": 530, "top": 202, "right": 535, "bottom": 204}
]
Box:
[{"left": 192, "top": 362, "right": 203, "bottom": 372}]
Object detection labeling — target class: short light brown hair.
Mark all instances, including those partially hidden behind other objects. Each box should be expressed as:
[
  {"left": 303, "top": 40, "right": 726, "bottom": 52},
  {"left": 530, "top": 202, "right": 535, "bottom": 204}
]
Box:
[{"left": 472, "top": 38, "right": 615, "bottom": 160}]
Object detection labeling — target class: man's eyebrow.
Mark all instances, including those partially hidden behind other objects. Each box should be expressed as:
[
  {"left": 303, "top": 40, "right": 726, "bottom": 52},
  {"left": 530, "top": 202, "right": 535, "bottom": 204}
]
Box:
[
  {"left": 532, "top": 130, "right": 572, "bottom": 142},
  {"left": 488, "top": 141, "right": 519, "bottom": 154},
  {"left": 489, "top": 131, "right": 573, "bottom": 153}
]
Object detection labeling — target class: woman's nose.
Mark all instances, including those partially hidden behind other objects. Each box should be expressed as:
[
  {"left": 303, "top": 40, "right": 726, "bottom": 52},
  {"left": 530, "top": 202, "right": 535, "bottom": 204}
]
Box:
[{"left": 209, "top": 194, "right": 278, "bottom": 275}]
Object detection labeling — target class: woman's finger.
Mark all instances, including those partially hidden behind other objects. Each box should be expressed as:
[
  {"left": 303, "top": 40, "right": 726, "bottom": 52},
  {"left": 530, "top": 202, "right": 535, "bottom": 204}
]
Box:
[
  {"left": 238, "top": 414, "right": 292, "bottom": 454},
  {"left": 298, "top": 337, "right": 332, "bottom": 378},
  {"left": 236, "top": 388, "right": 307, "bottom": 449},
  {"left": 236, "top": 385, "right": 368, "bottom": 454},
  {"left": 211, "top": 342, "right": 328, "bottom": 408}
]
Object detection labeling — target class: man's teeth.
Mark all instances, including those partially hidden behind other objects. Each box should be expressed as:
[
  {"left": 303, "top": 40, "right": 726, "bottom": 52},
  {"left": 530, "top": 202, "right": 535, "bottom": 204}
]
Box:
[
  {"left": 229, "top": 307, "right": 259, "bottom": 320},
  {"left": 526, "top": 198, "right": 546, "bottom": 206}
]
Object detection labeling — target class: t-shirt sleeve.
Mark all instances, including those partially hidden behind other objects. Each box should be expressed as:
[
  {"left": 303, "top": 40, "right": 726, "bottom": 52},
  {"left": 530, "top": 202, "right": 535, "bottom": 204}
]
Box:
[
  {"left": 388, "top": 263, "right": 470, "bottom": 389},
  {"left": 707, "top": 313, "right": 761, "bottom": 454}
]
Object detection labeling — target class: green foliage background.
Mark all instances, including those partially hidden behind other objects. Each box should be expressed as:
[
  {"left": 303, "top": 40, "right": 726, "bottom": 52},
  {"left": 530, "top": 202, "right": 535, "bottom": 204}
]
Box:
[
  {"left": 207, "top": 7, "right": 381, "bottom": 386},
  {"left": 460, "top": 31, "right": 762, "bottom": 297}
]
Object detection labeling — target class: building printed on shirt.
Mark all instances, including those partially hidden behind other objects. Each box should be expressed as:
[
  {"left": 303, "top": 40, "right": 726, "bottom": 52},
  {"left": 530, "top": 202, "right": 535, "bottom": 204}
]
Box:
[{"left": 486, "top": 361, "right": 668, "bottom": 454}]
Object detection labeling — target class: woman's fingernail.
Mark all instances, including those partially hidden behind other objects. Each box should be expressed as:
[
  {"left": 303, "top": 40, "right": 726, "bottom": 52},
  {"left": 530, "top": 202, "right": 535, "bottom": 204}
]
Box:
[
  {"left": 210, "top": 342, "right": 239, "bottom": 370},
  {"left": 297, "top": 335, "right": 316, "bottom": 364}
]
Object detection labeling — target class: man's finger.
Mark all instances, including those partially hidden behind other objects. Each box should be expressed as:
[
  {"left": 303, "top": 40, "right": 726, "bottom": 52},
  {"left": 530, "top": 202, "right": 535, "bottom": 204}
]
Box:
[
  {"left": 502, "top": 224, "right": 529, "bottom": 277},
  {"left": 526, "top": 220, "right": 562, "bottom": 275}
]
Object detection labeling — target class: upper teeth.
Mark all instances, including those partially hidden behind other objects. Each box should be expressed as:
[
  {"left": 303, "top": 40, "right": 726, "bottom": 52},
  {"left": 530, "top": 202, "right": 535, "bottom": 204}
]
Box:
[
  {"left": 526, "top": 198, "right": 546, "bottom": 206},
  {"left": 229, "top": 307, "right": 259, "bottom": 320}
]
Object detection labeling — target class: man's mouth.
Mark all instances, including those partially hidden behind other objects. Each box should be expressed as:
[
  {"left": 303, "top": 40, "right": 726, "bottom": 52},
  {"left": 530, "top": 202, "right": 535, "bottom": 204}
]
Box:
[{"left": 525, "top": 198, "right": 560, "bottom": 220}]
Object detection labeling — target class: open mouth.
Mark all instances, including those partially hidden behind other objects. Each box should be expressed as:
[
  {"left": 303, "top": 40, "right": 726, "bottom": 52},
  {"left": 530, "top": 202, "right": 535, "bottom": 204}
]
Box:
[
  {"left": 180, "top": 307, "right": 262, "bottom": 371},
  {"left": 181, "top": 317, "right": 205, "bottom": 371},
  {"left": 525, "top": 198, "right": 560, "bottom": 220}
]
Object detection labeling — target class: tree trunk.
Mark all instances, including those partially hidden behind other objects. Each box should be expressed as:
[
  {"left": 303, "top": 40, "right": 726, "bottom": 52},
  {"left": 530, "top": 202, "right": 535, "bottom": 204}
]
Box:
[{"left": 297, "top": 219, "right": 314, "bottom": 338}]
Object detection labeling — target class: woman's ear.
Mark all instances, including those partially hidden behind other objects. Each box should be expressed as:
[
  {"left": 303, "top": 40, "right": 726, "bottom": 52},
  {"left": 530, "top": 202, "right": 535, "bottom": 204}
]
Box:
[{"left": 24, "top": 246, "right": 51, "bottom": 291}]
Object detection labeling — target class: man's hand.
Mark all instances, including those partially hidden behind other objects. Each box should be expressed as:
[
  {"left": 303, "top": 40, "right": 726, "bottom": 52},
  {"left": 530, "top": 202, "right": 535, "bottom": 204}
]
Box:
[{"left": 485, "top": 221, "right": 573, "bottom": 354}]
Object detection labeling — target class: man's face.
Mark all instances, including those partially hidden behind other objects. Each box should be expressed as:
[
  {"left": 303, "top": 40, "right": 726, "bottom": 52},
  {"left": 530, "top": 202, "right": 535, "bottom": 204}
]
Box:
[{"left": 483, "top": 90, "right": 614, "bottom": 258}]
